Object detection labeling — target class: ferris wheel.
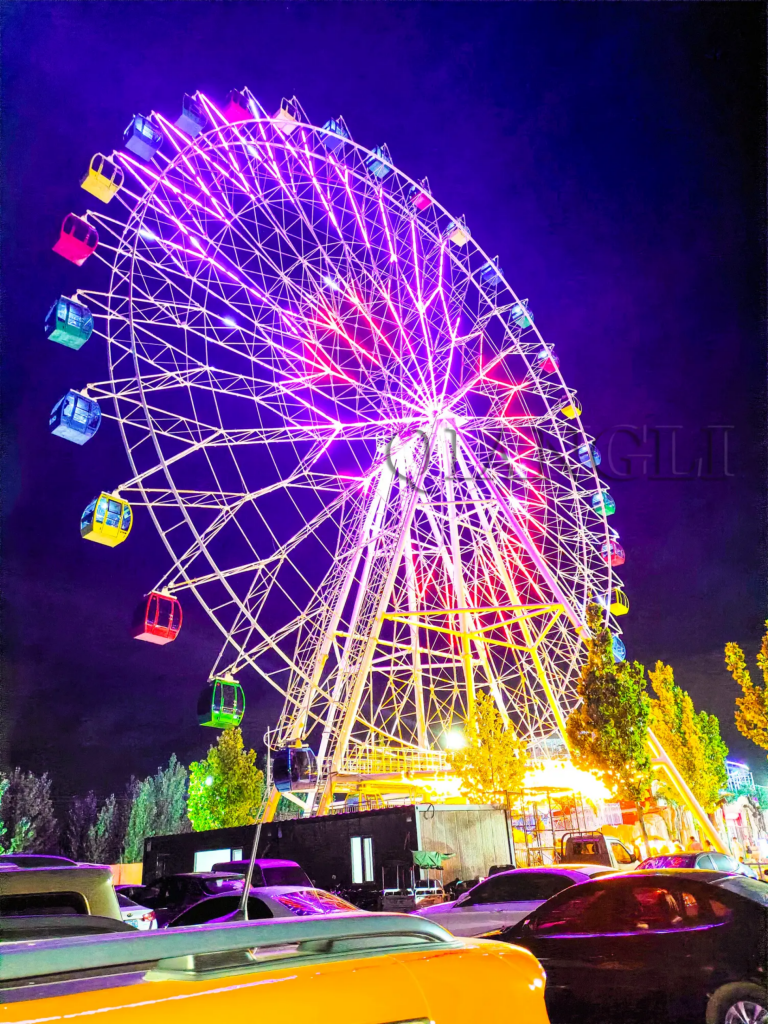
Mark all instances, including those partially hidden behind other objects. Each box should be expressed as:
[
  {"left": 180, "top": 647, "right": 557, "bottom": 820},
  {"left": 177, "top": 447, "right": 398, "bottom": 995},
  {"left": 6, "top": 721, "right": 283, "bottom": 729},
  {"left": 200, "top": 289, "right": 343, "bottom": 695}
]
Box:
[{"left": 49, "top": 87, "right": 629, "bottom": 815}]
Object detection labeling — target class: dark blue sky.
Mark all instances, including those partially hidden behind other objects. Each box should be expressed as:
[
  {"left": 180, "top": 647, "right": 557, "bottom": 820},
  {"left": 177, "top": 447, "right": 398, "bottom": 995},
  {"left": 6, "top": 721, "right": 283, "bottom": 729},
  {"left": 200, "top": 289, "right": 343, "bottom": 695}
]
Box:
[{"left": 1, "top": 1, "right": 765, "bottom": 800}]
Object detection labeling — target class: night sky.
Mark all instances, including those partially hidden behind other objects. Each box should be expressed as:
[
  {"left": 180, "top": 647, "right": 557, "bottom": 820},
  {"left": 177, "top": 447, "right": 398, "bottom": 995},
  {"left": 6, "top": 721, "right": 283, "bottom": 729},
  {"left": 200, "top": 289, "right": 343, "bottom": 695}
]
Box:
[{"left": 1, "top": 2, "right": 765, "bottom": 806}]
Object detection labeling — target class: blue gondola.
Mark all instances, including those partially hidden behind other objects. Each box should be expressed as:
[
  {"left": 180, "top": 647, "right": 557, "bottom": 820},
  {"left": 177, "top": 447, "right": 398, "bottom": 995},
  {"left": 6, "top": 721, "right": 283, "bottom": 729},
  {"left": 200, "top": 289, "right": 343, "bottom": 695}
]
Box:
[
  {"left": 366, "top": 146, "right": 392, "bottom": 180},
  {"left": 49, "top": 390, "right": 101, "bottom": 445},
  {"left": 321, "top": 118, "right": 350, "bottom": 154},
  {"left": 479, "top": 261, "right": 503, "bottom": 286},
  {"left": 273, "top": 745, "right": 318, "bottom": 793},
  {"left": 45, "top": 297, "right": 94, "bottom": 350},
  {"left": 176, "top": 94, "right": 207, "bottom": 137},
  {"left": 611, "top": 635, "right": 626, "bottom": 663},
  {"left": 578, "top": 443, "right": 601, "bottom": 468},
  {"left": 124, "top": 115, "right": 163, "bottom": 161}
]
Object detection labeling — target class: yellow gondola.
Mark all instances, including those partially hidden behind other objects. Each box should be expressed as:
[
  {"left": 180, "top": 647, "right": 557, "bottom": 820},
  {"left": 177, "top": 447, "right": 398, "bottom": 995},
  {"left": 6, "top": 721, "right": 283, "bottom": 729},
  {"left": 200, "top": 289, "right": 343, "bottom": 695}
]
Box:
[
  {"left": 80, "top": 492, "right": 132, "bottom": 547},
  {"left": 559, "top": 396, "right": 583, "bottom": 419},
  {"left": 80, "top": 154, "right": 124, "bottom": 203},
  {"left": 609, "top": 589, "right": 630, "bottom": 616}
]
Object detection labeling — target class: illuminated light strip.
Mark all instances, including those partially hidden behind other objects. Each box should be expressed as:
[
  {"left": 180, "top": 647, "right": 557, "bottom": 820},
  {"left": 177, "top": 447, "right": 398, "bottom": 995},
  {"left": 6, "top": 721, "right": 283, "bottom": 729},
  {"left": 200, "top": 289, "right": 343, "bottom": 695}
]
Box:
[
  {"left": 123, "top": 139, "right": 229, "bottom": 224},
  {"left": 153, "top": 112, "right": 235, "bottom": 215},
  {"left": 375, "top": 278, "right": 431, "bottom": 400},
  {"left": 108, "top": 213, "right": 356, "bottom": 385},
  {"left": 298, "top": 132, "right": 341, "bottom": 231},
  {"left": 331, "top": 157, "right": 370, "bottom": 248},
  {"left": 123, "top": 157, "right": 356, "bottom": 383},
  {"left": 288, "top": 134, "right": 430, "bottom": 400},
  {"left": 245, "top": 120, "right": 429, "bottom": 406},
  {"left": 307, "top": 308, "right": 381, "bottom": 366}
]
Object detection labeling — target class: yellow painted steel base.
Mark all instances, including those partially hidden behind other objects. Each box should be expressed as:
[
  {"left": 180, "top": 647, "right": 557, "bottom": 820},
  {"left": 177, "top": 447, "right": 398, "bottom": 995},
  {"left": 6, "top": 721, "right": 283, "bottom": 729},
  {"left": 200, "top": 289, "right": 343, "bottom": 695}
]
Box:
[
  {"left": 259, "top": 785, "right": 281, "bottom": 824},
  {"left": 647, "top": 728, "right": 727, "bottom": 853}
]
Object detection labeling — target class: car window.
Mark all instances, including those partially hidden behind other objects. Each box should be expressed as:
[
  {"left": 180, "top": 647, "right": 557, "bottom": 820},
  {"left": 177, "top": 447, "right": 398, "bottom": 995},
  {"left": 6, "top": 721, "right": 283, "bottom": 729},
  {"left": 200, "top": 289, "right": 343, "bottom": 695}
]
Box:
[
  {"left": 201, "top": 877, "right": 243, "bottom": 896},
  {"left": 170, "top": 895, "right": 272, "bottom": 927},
  {"left": 272, "top": 890, "right": 357, "bottom": 916},
  {"left": 116, "top": 894, "right": 139, "bottom": 909},
  {"left": 610, "top": 843, "right": 634, "bottom": 866},
  {"left": 0, "top": 892, "right": 88, "bottom": 917},
  {"left": 262, "top": 866, "right": 312, "bottom": 887},
  {"left": 466, "top": 873, "right": 571, "bottom": 904},
  {"left": 676, "top": 885, "right": 732, "bottom": 925},
  {"left": 715, "top": 876, "right": 768, "bottom": 907},
  {"left": 531, "top": 883, "right": 689, "bottom": 936},
  {"left": 695, "top": 855, "right": 715, "bottom": 869},
  {"left": 710, "top": 853, "right": 738, "bottom": 872},
  {"left": 530, "top": 887, "right": 614, "bottom": 935}
]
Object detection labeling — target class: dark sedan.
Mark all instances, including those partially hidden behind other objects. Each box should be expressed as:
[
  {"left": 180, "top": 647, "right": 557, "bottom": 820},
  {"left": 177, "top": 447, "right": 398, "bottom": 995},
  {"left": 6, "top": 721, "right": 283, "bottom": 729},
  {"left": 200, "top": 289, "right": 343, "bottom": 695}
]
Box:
[{"left": 496, "top": 870, "right": 768, "bottom": 1024}]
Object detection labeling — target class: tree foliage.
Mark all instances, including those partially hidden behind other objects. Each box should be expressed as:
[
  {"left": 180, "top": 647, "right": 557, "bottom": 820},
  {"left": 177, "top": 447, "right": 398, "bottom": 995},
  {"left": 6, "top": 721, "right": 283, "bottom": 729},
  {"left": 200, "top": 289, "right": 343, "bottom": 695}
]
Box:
[
  {"left": 648, "top": 662, "right": 728, "bottom": 813},
  {"left": 188, "top": 728, "right": 265, "bottom": 831},
  {"left": 446, "top": 690, "right": 528, "bottom": 804},
  {"left": 0, "top": 769, "right": 58, "bottom": 853},
  {"left": 726, "top": 622, "right": 768, "bottom": 754},
  {"left": 567, "top": 604, "right": 653, "bottom": 809},
  {"left": 64, "top": 791, "right": 98, "bottom": 860},
  {"left": 123, "top": 755, "right": 189, "bottom": 862}
]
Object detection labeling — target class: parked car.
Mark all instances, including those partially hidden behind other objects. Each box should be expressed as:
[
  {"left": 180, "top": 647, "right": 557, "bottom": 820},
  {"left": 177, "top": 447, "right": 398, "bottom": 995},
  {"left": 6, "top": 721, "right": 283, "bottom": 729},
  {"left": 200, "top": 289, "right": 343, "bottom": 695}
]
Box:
[
  {"left": 167, "top": 886, "right": 359, "bottom": 927},
  {"left": 414, "top": 864, "right": 613, "bottom": 936},
  {"left": 0, "top": 911, "right": 549, "bottom": 1024},
  {"left": 127, "top": 872, "right": 248, "bottom": 926},
  {"left": 560, "top": 831, "right": 638, "bottom": 868},
  {"left": 444, "top": 876, "right": 482, "bottom": 899},
  {"left": 0, "top": 865, "right": 132, "bottom": 942},
  {"left": 116, "top": 891, "right": 157, "bottom": 930},
  {"left": 210, "top": 857, "right": 312, "bottom": 887},
  {"left": 496, "top": 869, "right": 768, "bottom": 1024},
  {"left": 637, "top": 851, "right": 758, "bottom": 878}
]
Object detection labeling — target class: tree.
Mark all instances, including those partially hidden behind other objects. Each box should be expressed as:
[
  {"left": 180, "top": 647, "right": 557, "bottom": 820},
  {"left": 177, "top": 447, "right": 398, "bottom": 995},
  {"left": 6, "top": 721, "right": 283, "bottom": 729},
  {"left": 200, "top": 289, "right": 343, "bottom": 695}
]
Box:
[
  {"left": 567, "top": 604, "right": 653, "bottom": 845},
  {"left": 0, "top": 777, "right": 33, "bottom": 854},
  {"left": 725, "top": 622, "right": 768, "bottom": 754},
  {"left": 446, "top": 690, "right": 528, "bottom": 804},
  {"left": 188, "top": 728, "right": 265, "bottom": 831},
  {"left": 648, "top": 662, "right": 728, "bottom": 818},
  {"left": 64, "top": 792, "right": 98, "bottom": 860},
  {"left": 84, "top": 794, "right": 118, "bottom": 864},
  {"left": 123, "top": 756, "right": 190, "bottom": 862},
  {"left": 0, "top": 769, "right": 58, "bottom": 853}
]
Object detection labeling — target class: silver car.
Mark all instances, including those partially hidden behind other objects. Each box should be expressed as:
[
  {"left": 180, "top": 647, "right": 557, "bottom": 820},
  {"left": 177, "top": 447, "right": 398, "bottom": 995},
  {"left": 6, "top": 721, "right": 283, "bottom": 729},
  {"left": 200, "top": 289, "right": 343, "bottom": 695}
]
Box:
[{"left": 414, "top": 864, "right": 615, "bottom": 937}]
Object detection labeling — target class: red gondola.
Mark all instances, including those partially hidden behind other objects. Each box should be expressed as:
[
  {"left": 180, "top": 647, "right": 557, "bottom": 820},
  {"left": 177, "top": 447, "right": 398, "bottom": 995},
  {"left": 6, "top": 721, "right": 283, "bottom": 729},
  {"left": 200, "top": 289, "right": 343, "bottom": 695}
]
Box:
[
  {"left": 52, "top": 214, "right": 98, "bottom": 266},
  {"left": 132, "top": 591, "right": 182, "bottom": 645}
]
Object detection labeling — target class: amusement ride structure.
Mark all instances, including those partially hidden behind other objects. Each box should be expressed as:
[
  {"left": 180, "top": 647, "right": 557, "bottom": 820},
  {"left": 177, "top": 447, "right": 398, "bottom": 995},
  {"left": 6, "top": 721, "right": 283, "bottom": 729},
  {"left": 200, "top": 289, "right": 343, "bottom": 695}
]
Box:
[{"left": 47, "top": 87, "right": 721, "bottom": 844}]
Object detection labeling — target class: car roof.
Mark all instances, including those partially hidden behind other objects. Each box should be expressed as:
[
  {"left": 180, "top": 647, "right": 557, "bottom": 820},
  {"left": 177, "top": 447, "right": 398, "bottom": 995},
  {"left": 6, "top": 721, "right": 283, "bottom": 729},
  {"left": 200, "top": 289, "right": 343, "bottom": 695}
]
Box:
[
  {"left": 574, "top": 868, "right": 736, "bottom": 883},
  {"left": 169, "top": 872, "right": 244, "bottom": 881},
  {"left": 488, "top": 866, "right": 598, "bottom": 878},
  {"left": 557, "top": 863, "right": 620, "bottom": 876},
  {"left": 221, "top": 859, "right": 302, "bottom": 869}
]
